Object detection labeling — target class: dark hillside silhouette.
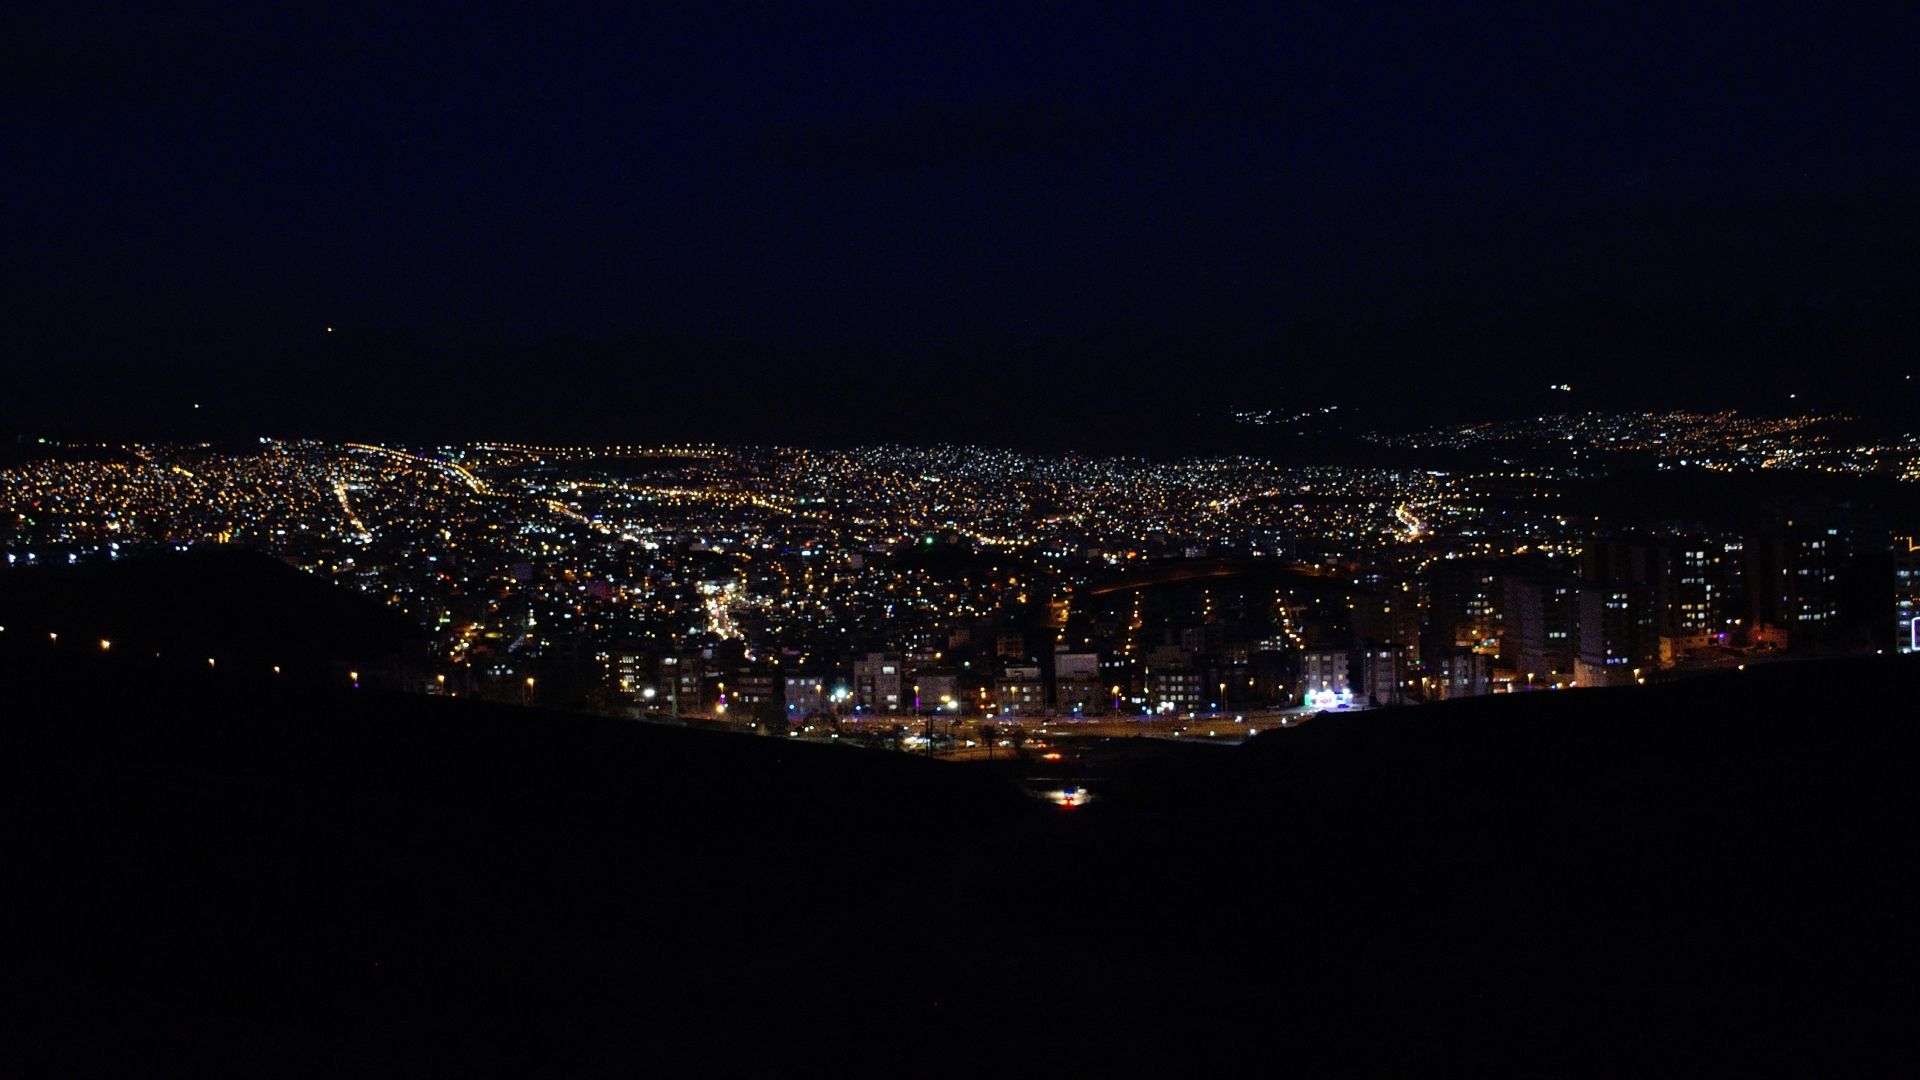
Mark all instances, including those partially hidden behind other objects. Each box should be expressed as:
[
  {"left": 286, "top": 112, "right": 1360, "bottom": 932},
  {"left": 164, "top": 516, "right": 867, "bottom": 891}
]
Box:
[
  {"left": 8, "top": 618, "right": 1912, "bottom": 1072},
  {"left": 0, "top": 548, "right": 423, "bottom": 682}
]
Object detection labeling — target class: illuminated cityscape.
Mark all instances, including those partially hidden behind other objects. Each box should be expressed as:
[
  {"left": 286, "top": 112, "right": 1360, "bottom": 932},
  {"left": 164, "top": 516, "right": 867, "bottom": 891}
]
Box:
[
  {"left": 8, "top": 6, "right": 1917, "bottom": 1072},
  {"left": 1369, "top": 407, "right": 1920, "bottom": 478},
  {"left": 8, "top": 409, "right": 1915, "bottom": 746}
]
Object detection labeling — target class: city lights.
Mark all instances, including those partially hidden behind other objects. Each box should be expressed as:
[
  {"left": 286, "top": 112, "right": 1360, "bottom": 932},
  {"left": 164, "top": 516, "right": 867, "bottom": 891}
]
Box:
[{"left": 3, "top": 428, "right": 1912, "bottom": 737}]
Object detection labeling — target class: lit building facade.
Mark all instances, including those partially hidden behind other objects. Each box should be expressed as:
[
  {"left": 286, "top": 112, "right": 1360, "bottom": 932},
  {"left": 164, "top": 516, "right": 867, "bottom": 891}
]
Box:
[
  {"left": 995, "top": 664, "right": 1045, "bottom": 715},
  {"left": 1897, "top": 536, "right": 1920, "bottom": 654},
  {"left": 1301, "top": 644, "right": 1352, "bottom": 708},
  {"left": 853, "top": 651, "right": 906, "bottom": 713},
  {"left": 1053, "top": 651, "right": 1103, "bottom": 714}
]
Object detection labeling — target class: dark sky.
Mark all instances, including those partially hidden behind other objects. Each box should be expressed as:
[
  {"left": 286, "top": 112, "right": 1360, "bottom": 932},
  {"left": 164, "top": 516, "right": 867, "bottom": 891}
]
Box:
[{"left": 5, "top": 4, "right": 1917, "bottom": 447}]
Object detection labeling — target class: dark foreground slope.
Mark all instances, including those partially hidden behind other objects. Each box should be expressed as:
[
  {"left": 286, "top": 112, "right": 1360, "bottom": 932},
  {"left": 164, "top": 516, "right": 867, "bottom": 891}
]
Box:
[{"left": 9, "top": 633, "right": 1915, "bottom": 1074}]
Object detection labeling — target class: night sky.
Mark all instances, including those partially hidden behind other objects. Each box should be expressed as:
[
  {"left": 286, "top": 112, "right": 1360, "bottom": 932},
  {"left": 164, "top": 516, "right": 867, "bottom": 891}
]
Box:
[{"left": 5, "top": 4, "right": 1917, "bottom": 447}]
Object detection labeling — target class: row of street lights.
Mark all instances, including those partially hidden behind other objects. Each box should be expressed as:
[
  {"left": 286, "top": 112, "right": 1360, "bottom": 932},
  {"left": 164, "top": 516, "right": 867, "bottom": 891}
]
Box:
[
  {"left": 19, "top": 625, "right": 401, "bottom": 692},
  {"left": 12, "top": 624, "right": 552, "bottom": 704}
]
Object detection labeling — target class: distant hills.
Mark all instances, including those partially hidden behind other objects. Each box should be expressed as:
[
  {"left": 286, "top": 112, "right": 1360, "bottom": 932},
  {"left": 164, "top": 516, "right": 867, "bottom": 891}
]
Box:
[{"left": 8, "top": 275, "right": 1918, "bottom": 453}]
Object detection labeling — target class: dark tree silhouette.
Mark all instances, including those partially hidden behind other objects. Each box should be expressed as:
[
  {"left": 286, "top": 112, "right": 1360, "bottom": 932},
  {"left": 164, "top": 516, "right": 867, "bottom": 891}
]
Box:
[{"left": 1006, "top": 725, "right": 1028, "bottom": 757}]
